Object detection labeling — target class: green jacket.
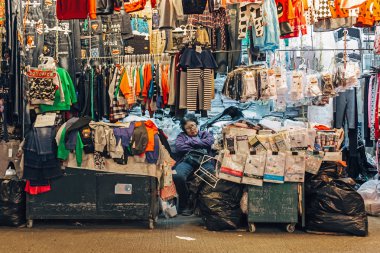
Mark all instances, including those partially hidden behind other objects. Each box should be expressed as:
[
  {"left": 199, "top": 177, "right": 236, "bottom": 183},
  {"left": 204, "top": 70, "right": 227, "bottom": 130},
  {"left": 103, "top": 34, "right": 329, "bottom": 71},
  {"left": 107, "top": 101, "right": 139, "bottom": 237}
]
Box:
[
  {"left": 40, "top": 68, "right": 77, "bottom": 112},
  {"left": 57, "top": 127, "right": 83, "bottom": 167}
]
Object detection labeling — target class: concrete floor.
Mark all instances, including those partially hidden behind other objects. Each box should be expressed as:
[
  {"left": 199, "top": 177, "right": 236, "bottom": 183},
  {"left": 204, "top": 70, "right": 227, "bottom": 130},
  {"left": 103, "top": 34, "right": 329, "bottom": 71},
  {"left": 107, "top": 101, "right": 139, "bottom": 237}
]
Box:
[{"left": 0, "top": 216, "right": 379, "bottom": 253}]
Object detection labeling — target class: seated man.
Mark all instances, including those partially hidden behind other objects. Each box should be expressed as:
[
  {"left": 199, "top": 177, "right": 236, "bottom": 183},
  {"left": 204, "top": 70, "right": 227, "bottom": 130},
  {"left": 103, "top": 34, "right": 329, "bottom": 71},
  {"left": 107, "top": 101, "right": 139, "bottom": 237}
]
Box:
[{"left": 173, "top": 114, "right": 215, "bottom": 216}]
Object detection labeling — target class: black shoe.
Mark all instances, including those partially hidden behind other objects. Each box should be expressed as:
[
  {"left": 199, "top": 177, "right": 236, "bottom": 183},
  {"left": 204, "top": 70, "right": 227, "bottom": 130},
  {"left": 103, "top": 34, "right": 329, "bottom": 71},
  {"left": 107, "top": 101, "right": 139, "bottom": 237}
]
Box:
[{"left": 181, "top": 208, "right": 193, "bottom": 216}]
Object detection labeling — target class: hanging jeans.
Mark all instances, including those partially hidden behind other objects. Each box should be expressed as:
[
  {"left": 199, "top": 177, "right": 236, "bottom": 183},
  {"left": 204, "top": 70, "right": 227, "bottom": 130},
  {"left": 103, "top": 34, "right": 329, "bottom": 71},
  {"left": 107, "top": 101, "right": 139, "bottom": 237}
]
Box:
[
  {"left": 335, "top": 89, "right": 357, "bottom": 129},
  {"left": 24, "top": 7, "right": 44, "bottom": 67},
  {"left": 228, "top": 4, "right": 241, "bottom": 72}
]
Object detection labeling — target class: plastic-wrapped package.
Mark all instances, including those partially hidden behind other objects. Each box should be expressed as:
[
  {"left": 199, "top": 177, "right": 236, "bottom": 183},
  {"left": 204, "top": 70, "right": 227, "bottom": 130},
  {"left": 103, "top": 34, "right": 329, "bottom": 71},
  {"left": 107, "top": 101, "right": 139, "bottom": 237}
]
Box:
[
  {"left": 249, "top": 135, "right": 267, "bottom": 152},
  {"left": 268, "top": 69, "right": 278, "bottom": 99},
  {"left": 306, "top": 74, "right": 322, "bottom": 97},
  {"left": 236, "top": 135, "right": 250, "bottom": 154},
  {"left": 218, "top": 150, "right": 247, "bottom": 183},
  {"left": 288, "top": 129, "right": 308, "bottom": 150},
  {"left": 274, "top": 68, "right": 288, "bottom": 112},
  {"left": 263, "top": 151, "right": 286, "bottom": 183},
  {"left": 357, "top": 180, "right": 380, "bottom": 216},
  {"left": 305, "top": 150, "right": 324, "bottom": 174},
  {"left": 284, "top": 151, "right": 306, "bottom": 182},
  {"left": 242, "top": 152, "right": 266, "bottom": 186},
  {"left": 272, "top": 132, "right": 290, "bottom": 151},
  {"left": 290, "top": 71, "right": 304, "bottom": 101},
  {"left": 159, "top": 198, "right": 178, "bottom": 218}
]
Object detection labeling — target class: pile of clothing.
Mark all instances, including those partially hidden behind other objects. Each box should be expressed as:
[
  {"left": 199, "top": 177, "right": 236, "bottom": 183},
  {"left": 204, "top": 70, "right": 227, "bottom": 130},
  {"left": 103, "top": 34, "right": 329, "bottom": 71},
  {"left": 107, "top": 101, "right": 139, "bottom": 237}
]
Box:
[{"left": 56, "top": 117, "right": 170, "bottom": 168}]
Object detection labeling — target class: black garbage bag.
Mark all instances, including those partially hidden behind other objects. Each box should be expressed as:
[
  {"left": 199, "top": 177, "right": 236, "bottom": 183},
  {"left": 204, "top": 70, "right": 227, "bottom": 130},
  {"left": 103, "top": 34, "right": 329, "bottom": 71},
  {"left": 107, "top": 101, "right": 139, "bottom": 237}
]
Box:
[
  {"left": 0, "top": 178, "right": 26, "bottom": 227},
  {"left": 198, "top": 179, "right": 243, "bottom": 231},
  {"left": 306, "top": 164, "right": 368, "bottom": 236}
]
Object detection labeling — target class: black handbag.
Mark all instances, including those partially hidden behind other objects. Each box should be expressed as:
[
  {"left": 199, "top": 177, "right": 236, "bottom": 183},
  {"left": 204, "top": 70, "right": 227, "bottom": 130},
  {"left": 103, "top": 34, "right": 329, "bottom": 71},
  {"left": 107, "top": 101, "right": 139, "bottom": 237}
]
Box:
[{"left": 183, "top": 150, "right": 207, "bottom": 168}]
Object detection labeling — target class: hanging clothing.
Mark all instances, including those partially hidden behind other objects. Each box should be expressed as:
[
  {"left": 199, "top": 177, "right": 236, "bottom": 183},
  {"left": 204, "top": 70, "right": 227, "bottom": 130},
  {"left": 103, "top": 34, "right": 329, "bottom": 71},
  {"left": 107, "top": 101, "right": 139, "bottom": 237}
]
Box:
[
  {"left": 158, "top": 0, "right": 184, "bottom": 29},
  {"left": 39, "top": 68, "right": 77, "bottom": 112},
  {"left": 56, "top": 0, "right": 97, "bottom": 20}
]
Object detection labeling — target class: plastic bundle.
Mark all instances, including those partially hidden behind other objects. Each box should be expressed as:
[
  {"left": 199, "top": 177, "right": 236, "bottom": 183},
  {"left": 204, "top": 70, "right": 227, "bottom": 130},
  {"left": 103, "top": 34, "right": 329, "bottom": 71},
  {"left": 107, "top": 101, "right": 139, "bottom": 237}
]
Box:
[
  {"left": 305, "top": 163, "right": 368, "bottom": 236},
  {"left": 0, "top": 178, "right": 26, "bottom": 227},
  {"left": 198, "top": 179, "right": 243, "bottom": 231}
]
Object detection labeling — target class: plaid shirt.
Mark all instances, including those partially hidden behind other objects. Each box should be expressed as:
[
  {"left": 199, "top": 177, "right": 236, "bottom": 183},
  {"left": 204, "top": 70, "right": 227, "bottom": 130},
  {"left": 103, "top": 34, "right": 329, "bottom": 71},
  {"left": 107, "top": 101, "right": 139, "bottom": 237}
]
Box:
[
  {"left": 187, "top": 8, "right": 231, "bottom": 28},
  {"left": 187, "top": 8, "right": 230, "bottom": 50}
]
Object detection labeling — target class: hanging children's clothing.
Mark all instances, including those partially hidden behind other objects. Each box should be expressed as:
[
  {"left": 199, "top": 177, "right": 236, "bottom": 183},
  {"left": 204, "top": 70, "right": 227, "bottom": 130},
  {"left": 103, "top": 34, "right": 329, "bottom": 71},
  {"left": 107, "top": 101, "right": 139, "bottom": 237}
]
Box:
[
  {"left": 251, "top": 0, "right": 280, "bottom": 51},
  {"left": 179, "top": 48, "right": 218, "bottom": 111}
]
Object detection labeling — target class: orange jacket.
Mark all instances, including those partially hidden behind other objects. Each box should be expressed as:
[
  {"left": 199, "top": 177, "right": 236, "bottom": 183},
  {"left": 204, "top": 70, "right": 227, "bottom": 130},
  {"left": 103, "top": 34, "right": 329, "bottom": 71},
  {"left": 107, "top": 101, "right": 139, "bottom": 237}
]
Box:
[
  {"left": 161, "top": 65, "right": 170, "bottom": 105},
  {"left": 144, "top": 120, "right": 158, "bottom": 152},
  {"left": 119, "top": 69, "right": 131, "bottom": 99}
]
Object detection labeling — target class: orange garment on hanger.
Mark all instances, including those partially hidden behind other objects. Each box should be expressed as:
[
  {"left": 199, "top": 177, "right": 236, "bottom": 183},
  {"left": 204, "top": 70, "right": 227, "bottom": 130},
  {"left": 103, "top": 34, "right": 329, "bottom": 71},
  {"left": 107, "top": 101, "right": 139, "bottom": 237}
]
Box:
[
  {"left": 142, "top": 64, "right": 152, "bottom": 98},
  {"left": 356, "top": 0, "right": 380, "bottom": 27},
  {"left": 88, "top": 0, "right": 97, "bottom": 19},
  {"left": 124, "top": 0, "right": 147, "bottom": 13},
  {"left": 330, "top": 0, "right": 349, "bottom": 18},
  {"left": 135, "top": 68, "right": 142, "bottom": 97},
  {"left": 281, "top": 0, "right": 307, "bottom": 38},
  {"left": 144, "top": 120, "right": 158, "bottom": 152},
  {"left": 161, "top": 65, "right": 170, "bottom": 105},
  {"left": 119, "top": 69, "right": 132, "bottom": 100},
  {"left": 120, "top": 68, "right": 136, "bottom": 105}
]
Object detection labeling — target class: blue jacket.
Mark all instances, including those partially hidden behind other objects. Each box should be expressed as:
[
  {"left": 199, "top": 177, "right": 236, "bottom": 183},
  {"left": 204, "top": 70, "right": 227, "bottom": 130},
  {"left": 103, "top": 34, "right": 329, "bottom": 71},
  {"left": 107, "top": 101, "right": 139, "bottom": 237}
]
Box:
[{"left": 175, "top": 131, "right": 214, "bottom": 157}]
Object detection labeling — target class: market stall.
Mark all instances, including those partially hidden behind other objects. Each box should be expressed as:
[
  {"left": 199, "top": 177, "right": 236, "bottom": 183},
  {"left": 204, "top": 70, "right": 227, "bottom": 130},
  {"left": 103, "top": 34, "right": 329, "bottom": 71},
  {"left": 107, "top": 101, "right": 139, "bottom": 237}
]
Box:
[{"left": 0, "top": 0, "right": 378, "bottom": 236}]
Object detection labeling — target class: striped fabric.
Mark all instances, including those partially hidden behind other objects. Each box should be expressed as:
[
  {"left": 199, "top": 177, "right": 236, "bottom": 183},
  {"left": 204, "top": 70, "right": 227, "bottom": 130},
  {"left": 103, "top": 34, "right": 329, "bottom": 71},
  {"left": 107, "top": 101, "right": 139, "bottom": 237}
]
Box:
[
  {"left": 186, "top": 68, "right": 201, "bottom": 111},
  {"left": 200, "top": 69, "right": 213, "bottom": 110},
  {"left": 186, "top": 69, "right": 213, "bottom": 111}
]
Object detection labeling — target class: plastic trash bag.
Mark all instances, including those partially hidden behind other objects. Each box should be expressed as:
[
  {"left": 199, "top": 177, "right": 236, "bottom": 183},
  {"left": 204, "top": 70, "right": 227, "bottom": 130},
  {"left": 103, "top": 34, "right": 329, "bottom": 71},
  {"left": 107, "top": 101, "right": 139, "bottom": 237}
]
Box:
[
  {"left": 198, "top": 179, "right": 243, "bottom": 231},
  {"left": 159, "top": 198, "right": 178, "bottom": 218},
  {"left": 358, "top": 180, "right": 380, "bottom": 216},
  {"left": 305, "top": 170, "right": 368, "bottom": 236},
  {"left": 0, "top": 178, "right": 26, "bottom": 227}
]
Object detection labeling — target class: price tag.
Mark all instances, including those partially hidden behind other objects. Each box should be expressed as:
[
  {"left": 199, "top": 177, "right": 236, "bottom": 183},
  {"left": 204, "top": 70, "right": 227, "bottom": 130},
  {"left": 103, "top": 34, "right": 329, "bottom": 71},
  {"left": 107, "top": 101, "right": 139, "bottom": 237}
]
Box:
[{"left": 34, "top": 113, "right": 57, "bottom": 127}]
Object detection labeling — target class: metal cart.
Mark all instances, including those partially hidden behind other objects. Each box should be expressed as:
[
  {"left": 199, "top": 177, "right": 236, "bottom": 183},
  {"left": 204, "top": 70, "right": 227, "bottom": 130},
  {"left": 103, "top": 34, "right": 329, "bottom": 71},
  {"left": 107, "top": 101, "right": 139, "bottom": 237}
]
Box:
[
  {"left": 26, "top": 168, "right": 159, "bottom": 229},
  {"left": 247, "top": 182, "right": 304, "bottom": 233}
]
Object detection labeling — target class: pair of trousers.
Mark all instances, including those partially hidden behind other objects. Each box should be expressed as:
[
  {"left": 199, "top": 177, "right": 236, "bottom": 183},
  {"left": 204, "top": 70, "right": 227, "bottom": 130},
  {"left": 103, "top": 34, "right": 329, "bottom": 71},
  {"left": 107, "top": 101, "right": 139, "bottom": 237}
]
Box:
[
  {"left": 173, "top": 161, "right": 214, "bottom": 209},
  {"left": 186, "top": 69, "right": 213, "bottom": 111},
  {"left": 335, "top": 89, "right": 357, "bottom": 129},
  {"left": 228, "top": 4, "right": 242, "bottom": 72}
]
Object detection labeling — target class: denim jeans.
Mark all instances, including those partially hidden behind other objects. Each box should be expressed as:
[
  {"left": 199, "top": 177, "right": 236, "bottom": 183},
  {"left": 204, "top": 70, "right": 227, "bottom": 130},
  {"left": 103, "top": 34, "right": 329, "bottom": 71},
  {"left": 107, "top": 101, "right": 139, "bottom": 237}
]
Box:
[
  {"left": 173, "top": 161, "right": 214, "bottom": 209},
  {"left": 34, "top": 127, "right": 55, "bottom": 155},
  {"left": 228, "top": 4, "right": 242, "bottom": 72},
  {"left": 24, "top": 6, "right": 44, "bottom": 67}
]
